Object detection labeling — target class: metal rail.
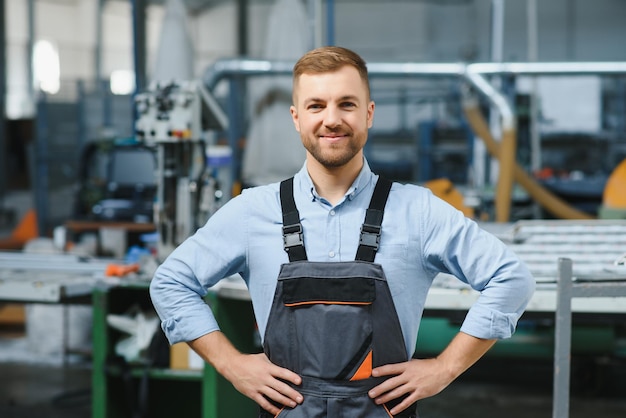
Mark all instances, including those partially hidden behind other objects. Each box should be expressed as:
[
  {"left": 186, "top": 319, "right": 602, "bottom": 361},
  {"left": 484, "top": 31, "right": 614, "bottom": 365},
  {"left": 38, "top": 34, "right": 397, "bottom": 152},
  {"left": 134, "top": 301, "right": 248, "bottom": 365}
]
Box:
[{"left": 553, "top": 258, "right": 626, "bottom": 418}]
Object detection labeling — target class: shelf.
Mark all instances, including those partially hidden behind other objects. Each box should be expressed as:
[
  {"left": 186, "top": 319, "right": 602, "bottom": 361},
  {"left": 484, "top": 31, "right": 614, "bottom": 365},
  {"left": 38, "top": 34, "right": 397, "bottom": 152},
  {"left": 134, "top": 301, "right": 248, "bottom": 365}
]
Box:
[{"left": 93, "top": 284, "right": 259, "bottom": 418}]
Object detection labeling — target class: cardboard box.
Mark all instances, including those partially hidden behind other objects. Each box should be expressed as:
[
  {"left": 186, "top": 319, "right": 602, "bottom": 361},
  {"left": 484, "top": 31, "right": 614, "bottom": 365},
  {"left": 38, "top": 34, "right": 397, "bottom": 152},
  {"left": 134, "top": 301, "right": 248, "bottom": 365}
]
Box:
[
  {"left": 0, "top": 304, "right": 26, "bottom": 337},
  {"left": 170, "top": 342, "right": 204, "bottom": 370},
  {"left": 0, "top": 304, "right": 25, "bottom": 324}
]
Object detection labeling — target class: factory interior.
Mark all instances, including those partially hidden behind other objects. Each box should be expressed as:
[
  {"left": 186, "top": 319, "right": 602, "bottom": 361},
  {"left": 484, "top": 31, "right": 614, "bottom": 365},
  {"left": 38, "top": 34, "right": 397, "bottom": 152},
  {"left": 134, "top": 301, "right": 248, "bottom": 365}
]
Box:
[{"left": 1, "top": 0, "right": 626, "bottom": 417}]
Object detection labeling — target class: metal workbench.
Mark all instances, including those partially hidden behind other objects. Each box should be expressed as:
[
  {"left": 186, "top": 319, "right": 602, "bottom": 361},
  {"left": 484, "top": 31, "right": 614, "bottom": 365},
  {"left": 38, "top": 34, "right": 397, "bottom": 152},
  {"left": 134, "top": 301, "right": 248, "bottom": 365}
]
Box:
[
  {"left": 0, "top": 252, "right": 118, "bottom": 303},
  {"left": 0, "top": 251, "right": 129, "bottom": 363}
]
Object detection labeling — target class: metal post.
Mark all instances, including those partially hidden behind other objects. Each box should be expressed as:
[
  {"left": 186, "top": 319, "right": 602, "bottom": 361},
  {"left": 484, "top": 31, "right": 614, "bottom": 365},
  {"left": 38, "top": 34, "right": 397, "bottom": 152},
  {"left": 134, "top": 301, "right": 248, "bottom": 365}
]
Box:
[
  {"left": 34, "top": 95, "right": 49, "bottom": 236},
  {"left": 227, "top": 78, "right": 243, "bottom": 185},
  {"left": 326, "top": 0, "right": 335, "bottom": 46},
  {"left": 237, "top": 0, "right": 248, "bottom": 56},
  {"left": 95, "top": 0, "right": 104, "bottom": 89},
  {"left": 131, "top": 0, "right": 147, "bottom": 94},
  {"left": 307, "top": 0, "right": 323, "bottom": 49},
  {"left": 487, "top": 0, "right": 505, "bottom": 190},
  {"left": 0, "top": 0, "right": 6, "bottom": 211},
  {"left": 553, "top": 257, "right": 573, "bottom": 418},
  {"left": 527, "top": 0, "right": 541, "bottom": 172},
  {"left": 76, "top": 80, "right": 86, "bottom": 150},
  {"left": 27, "top": 0, "right": 34, "bottom": 101}
]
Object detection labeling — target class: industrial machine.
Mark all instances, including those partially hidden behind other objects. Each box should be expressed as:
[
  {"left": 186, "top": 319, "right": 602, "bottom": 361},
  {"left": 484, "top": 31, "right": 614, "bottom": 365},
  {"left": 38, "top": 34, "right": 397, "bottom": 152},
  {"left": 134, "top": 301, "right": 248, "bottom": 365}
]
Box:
[
  {"left": 134, "top": 80, "right": 228, "bottom": 258},
  {"left": 73, "top": 138, "right": 157, "bottom": 223}
]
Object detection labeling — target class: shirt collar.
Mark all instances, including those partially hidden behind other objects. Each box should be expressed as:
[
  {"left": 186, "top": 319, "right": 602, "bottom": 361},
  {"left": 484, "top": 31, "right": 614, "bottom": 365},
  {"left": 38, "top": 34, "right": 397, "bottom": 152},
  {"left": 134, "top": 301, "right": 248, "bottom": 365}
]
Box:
[{"left": 295, "top": 158, "right": 376, "bottom": 204}]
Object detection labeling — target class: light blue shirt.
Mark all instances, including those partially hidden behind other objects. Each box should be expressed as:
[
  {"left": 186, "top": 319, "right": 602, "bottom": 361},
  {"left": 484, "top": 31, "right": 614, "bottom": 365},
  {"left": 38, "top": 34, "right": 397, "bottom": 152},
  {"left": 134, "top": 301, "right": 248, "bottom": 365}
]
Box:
[{"left": 150, "top": 159, "right": 535, "bottom": 357}]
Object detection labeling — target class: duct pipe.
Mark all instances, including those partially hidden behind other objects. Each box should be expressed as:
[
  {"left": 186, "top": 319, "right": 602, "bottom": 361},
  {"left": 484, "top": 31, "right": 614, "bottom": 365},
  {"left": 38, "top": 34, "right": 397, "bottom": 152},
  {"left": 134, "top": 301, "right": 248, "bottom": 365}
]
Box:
[
  {"left": 468, "top": 61, "right": 626, "bottom": 76},
  {"left": 203, "top": 59, "right": 294, "bottom": 90},
  {"left": 204, "top": 58, "right": 626, "bottom": 89},
  {"left": 204, "top": 58, "right": 626, "bottom": 96},
  {"left": 203, "top": 59, "right": 467, "bottom": 89}
]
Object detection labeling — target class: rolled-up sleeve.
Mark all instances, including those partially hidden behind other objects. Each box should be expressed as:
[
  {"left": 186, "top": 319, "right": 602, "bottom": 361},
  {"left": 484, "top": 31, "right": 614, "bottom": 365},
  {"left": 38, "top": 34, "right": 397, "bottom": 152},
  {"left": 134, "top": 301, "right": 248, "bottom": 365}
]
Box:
[
  {"left": 150, "top": 262, "right": 220, "bottom": 344},
  {"left": 459, "top": 252, "right": 536, "bottom": 339},
  {"left": 423, "top": 194, "right": 536, "bottom": 340},
  {"left": 149, "top": 196, "right": 249, "bottom": 345}
]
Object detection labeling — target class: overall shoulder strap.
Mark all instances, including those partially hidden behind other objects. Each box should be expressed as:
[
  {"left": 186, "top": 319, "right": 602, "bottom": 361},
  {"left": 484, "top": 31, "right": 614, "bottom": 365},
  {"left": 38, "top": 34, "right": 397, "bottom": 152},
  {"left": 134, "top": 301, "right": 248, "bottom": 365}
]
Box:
[
  {"left": 355, "top": 177, "right": 393, "bottom": 262},
  {"left": 280, "top": 177, "right": 308, "bottom": 262}
]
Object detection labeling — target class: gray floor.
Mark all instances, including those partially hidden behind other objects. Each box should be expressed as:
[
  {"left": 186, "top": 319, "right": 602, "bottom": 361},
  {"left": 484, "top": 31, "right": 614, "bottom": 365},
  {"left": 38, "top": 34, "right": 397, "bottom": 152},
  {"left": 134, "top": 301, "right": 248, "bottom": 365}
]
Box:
[{"left": 0, "top": 361, "right": 91, "bottom": 418}]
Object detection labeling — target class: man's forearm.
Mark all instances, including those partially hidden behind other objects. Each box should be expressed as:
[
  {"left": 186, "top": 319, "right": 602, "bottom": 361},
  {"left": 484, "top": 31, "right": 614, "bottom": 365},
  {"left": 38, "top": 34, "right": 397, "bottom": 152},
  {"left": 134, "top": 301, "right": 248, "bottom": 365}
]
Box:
[
  {"left": 436, "top": 332, "right": 496, "bottom": 381},
  {"left": 188, "top": 331, "right": 240, "bottom": 377}
]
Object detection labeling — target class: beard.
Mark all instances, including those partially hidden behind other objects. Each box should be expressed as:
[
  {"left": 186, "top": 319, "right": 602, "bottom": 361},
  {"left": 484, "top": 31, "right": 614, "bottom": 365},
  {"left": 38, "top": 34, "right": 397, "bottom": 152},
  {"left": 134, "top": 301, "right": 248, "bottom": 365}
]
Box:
[{"left": 301, "top": 130, "right": 366, "bottom": 168}]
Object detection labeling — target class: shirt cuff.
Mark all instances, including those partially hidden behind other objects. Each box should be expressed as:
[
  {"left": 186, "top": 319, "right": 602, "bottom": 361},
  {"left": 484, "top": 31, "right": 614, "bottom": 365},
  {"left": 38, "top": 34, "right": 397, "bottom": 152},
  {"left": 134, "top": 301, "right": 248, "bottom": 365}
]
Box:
[
  {"left": 160, "top": 304, "right": 220, "bottom": 345},
  {"left": 460, "top": 304, "right": 520, "bottom": 340}
]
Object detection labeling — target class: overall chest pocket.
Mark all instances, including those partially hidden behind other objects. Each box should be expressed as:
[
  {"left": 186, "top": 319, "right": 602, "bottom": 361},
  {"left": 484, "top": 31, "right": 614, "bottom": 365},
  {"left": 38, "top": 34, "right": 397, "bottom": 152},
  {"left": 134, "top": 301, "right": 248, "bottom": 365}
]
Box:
[{"left": 282, "top": 277, "right": 375, "bottom": 380}]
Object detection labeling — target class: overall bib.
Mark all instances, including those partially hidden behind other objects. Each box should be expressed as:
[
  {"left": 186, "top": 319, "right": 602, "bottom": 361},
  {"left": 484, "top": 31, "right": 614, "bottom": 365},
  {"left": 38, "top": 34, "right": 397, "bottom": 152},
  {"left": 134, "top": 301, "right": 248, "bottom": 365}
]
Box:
[{"left": 260, "top": 177, "right": 418, "bottom": 418}]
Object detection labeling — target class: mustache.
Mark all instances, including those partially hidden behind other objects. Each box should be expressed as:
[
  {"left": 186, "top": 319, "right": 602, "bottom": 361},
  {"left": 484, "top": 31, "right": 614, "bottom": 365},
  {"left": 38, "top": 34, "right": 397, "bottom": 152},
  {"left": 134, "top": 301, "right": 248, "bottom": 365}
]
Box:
[{"left": 317, "top": 128, "right": 352, "bottom": 136}]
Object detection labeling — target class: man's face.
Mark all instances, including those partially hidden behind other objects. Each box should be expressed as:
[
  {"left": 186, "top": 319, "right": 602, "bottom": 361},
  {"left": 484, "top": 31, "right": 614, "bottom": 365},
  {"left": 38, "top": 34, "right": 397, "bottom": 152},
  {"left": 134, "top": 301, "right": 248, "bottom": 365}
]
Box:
[{"left": 290, "top": 66, "right": 374, "bottom": 169}]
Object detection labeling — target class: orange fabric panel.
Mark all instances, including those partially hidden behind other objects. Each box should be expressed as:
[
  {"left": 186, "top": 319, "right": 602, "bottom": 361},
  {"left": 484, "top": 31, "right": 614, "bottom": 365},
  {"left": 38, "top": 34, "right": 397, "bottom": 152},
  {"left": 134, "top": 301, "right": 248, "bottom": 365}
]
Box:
[{"left": 350, "top": 350, "right": 373, "bottom": 381}]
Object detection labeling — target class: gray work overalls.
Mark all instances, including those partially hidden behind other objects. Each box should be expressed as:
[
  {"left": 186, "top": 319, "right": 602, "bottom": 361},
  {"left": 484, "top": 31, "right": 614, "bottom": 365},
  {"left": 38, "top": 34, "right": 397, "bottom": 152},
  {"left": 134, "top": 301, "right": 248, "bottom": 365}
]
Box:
[{"left": 260, "top": 177, "right": 419, "bottom": 418}]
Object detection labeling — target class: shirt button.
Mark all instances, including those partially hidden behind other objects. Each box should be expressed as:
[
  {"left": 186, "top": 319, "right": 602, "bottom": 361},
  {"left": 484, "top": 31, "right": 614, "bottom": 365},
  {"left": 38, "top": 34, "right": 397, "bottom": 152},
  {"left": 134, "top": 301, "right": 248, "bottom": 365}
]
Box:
[
  {"left": 329, "top": 251, "right": 335, "bottom": 258},
  {"left": 330, "top": 210, "right": 336, "bottom": 216}
]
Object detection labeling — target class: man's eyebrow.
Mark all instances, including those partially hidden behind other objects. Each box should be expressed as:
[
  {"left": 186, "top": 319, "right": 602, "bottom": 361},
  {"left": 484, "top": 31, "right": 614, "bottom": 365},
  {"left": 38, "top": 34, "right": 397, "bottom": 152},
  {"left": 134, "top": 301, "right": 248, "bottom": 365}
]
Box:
[
  {"left": 303, "top": 95, "right": 360, "bottom": 104},
  {"left": 338, "top": 95, "right": 359, "bottom": 102},
  {"left": 303, "top": 97, "right": 324, "bottom": 105}
]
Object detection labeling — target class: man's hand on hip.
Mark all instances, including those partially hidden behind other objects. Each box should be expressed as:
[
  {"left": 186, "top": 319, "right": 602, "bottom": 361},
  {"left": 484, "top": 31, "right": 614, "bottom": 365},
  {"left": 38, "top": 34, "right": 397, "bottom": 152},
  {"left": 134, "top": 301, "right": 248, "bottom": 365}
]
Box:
[{"left": 188, "top": 331, "right": 303, "bottom": 415}]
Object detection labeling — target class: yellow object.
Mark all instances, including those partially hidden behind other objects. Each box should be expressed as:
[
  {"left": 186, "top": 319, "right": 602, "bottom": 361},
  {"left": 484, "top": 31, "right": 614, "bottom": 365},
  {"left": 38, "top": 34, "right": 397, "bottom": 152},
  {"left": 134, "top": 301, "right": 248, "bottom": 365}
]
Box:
[
  {"left": 603, "top": 158, "right": 626, "bottom": 208},
  {"left": 170, "top": 342, "right": 204, "bottom": 370},
  {"left": 495, "top": 128, "right": 516, "bottom": 222},
  {"left": 424, "top": 178, "right": 474, "bottom": 218}
]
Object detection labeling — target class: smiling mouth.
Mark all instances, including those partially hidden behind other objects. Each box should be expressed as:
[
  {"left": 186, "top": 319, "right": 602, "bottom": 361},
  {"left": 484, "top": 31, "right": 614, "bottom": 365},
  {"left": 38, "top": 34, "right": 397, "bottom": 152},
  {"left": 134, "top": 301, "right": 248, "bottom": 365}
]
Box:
[{"left": 320, "top": 133, "right": 349, "bottom": 141}]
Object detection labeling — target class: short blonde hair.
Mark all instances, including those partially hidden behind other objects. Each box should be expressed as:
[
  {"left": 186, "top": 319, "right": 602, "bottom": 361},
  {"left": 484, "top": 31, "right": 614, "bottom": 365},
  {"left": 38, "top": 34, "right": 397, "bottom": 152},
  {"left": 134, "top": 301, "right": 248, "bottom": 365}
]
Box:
[{"left": 292, "top": 46, "right": 371, "bottom": 99}]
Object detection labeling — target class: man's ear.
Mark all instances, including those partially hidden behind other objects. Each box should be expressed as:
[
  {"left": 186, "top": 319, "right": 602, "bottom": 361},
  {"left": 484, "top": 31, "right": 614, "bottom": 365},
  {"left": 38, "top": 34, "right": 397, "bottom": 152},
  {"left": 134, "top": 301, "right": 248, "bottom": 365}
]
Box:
[
  {"left": 290, "top": 105, "right": 301, "bottom": 132},
  {"left": 367, "top": 100, "right": 375, "bottom": 129}
]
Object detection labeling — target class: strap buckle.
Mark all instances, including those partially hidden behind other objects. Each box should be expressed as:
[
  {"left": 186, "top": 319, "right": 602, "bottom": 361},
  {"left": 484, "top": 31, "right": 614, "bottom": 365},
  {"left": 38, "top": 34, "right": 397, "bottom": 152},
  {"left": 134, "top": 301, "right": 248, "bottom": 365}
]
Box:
[
  {"left": 282, "top": 224, "right": 304, "bottom": 251},
  {"left": 359, "top": 223, "right": 381, "bottom": 250}
]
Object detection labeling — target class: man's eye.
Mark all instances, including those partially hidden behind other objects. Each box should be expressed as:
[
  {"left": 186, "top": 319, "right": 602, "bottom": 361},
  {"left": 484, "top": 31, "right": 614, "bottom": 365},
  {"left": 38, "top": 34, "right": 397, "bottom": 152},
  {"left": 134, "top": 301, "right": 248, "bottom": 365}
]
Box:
[
  {"left": 341, "top": 102, "right": 356, "bottom": 108},
  {"left": 308, "top": 104, "right": 323, "bottom": 110}
]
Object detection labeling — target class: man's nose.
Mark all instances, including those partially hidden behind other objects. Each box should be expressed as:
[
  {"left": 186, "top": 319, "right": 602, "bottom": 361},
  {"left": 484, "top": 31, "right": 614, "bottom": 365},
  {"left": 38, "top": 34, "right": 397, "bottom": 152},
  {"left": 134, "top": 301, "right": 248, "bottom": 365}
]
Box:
[{"left": 323, "top": 106, "right": 342, "bottom": 128}]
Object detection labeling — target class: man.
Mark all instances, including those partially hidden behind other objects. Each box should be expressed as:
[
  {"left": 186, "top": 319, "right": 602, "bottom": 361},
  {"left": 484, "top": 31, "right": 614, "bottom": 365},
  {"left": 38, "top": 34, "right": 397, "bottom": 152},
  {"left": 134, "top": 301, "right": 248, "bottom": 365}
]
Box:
[{"left": 150, "top": 46, "right": 535, "bottom": 417}]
